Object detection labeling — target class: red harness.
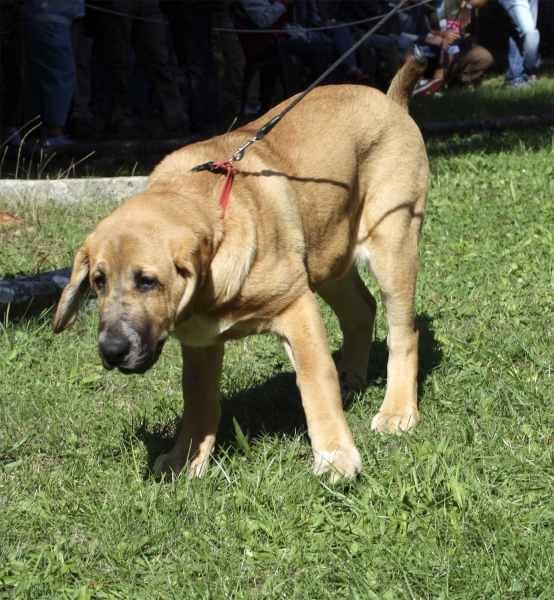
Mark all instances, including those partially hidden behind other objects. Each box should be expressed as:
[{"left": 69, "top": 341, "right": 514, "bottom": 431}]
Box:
[
  {"left": 191, "top": 160, "right": 235, "bottom": 218},
  {"left": 211, "top": 161, "right": 234, "bottom": 218}
]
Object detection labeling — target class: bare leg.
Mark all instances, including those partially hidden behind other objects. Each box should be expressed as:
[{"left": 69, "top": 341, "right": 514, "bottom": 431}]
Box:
[
  {"left": 273, "top": 290, "right": 362, "bottom": 483},
  {"left": 318, "top": 266, "right": 377, "bottom": 394},
  {"left": 153, "top": 342, "right": 224, "bottom": 478}
]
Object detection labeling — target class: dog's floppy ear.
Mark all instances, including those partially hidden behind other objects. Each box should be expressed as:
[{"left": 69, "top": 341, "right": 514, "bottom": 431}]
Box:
[
  {"left": 173, "top": 236, "right": 212, "bottom": 324},
  {"left": 53, "top": 244, "right": 90, "bottom": 333}
]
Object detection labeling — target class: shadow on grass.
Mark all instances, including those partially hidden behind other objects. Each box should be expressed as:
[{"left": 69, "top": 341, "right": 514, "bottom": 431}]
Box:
[
  {"left": 424, "top": 125, "right": 554, "bottom": 160},
  {"left": 128, "top": 312, "right": 442, "bottom": 476}
]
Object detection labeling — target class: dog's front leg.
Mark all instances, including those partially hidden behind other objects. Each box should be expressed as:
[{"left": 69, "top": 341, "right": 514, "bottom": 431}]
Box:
[
  {"left": 273, "top": 291, "right": 362, "bottom": 483},
  {"left": 153, "top": 342, "right": 224, "bottom": 479}
]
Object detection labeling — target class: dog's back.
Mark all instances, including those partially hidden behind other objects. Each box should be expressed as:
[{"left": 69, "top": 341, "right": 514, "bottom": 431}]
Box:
[{"left": 212, "top": 55, "right": 429, "bottom": 289}]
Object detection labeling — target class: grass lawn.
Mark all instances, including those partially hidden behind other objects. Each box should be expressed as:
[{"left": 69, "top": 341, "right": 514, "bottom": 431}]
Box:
[
  {"left": 1, "top": 121, "right": 554, "bottom": 596},
  {"left": 0, "top": 200, "right": 120, "bottom": 281},
  {"left": 410, "top": 71, "right": 554, "bottom": 123}
]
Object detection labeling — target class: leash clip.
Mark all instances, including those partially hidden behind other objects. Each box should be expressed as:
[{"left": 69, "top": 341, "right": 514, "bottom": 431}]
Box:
[
  {"left": 231, "top": 139, "right": 253, "bottom": 163},
  {"left": 191, "top": 161, "right": 216, "bottom": 172}
]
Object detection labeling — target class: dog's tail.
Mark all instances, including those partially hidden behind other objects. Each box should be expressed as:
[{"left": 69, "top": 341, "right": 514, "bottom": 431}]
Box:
[{"left": 387, "top": 46, "right": 427, "bottom": 111}]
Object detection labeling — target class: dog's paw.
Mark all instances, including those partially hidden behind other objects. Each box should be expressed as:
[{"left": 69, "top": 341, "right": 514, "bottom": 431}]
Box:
[
  {"left": 188, "top": 456, "right": 210, "bottom": 479},
  {"left": 371, "top": 410, "right": 419, "bottom": 435},
  {"left": 313, "top": 447, "right": 362, "bottom": 484},
  {"left": 152, "top": 453, "right": 186, "bottom": 480},
  {"left": 152, "top": 452, "right": 210, "bottom": 480}
]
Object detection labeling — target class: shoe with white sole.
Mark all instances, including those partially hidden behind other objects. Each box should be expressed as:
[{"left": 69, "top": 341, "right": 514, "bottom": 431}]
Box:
[{"left": 412, "top": 78, "right": 445, "bottom": 98}]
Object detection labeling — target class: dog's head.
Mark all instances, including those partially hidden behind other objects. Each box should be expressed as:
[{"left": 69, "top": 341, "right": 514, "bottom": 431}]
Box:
[{"left": 53, "top": 194, "right": 214, "bottom": 374}]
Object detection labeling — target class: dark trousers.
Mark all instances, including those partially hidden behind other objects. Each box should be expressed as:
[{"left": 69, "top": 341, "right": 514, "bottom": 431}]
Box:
[
  {"left": 166, "top": 9, "right": 222, "bottom": 132},
  {"left": 97, "top": 0, "right": 183, "bottom": 126},
  {"left": 0, "top": 31, "right": 23, "bottom": 129},
  {"left": 257, "top": 38, "right": 329, "bottom": 84},
  {"left": 22, "top": 21, "right": 75, "bottom": 128},
  {"left": 70, "top": 17, "right": 94, "bottom": 121}
]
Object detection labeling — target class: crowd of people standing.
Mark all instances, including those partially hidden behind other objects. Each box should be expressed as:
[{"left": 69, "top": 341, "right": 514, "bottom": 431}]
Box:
[{"left": 0, "top": 0, "right": 545, "bottom": 148}]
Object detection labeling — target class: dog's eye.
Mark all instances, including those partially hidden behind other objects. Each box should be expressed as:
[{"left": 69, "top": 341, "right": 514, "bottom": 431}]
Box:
[
  {"left": 94, "top": 273, "right": 106, "bottom": 292},
  {"left": 138, "top": 276, "right": 159, "bottom": 293}
]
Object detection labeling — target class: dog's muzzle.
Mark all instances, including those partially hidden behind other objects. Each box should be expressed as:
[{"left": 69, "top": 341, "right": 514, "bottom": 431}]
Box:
[
  {"left": 99, "top": 335, "right": 131, "bottom": 369},
  {"left": 98, "top": 333, "right": 165, "bottom": 374}
]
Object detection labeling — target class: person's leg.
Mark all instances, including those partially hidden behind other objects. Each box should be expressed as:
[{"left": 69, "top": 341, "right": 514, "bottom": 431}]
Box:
[
  {"left": 528, "top": 0, "right": 540, "bottom": 73},
  {"left": 1, "top": 13, "right": 24, "bottom": 132},
  {"left": 133, "top": 1, "right": 185, "bottom": 125},
  {"left": 500, "top": 0, "right": 540, "bottom": 82},
  {"left": 505, "top": 35, "right": 525, "bottom": 83},
  {"left": 275, "top": 37, "right": 329, "bottom": 82},
  {"left": 21, "top": 21, "right": 75, "bottom": 137},
  {"left": 449, "top": 44, "right": 494, "bottom": 85},
  {"left": 364, "top": 34, "right": 402, "bottom": 80},
  {"left": 392, "top": 32, "right": 418, "bottom": 59},
  {"left": 70, "top": 17, "right": 94, "bottom": 123},
  {"left": 323, "top": 25, "right": 357, "bottom": 74},
  {"left": 214, "top": 10, "right": 246, "bottom": 116},
  {"left": 167, "top": 8, "right": 222, "bottom": 132},
  {"left": 97, "top": 1, "right": 135, "bottom": 130},
  {"left": 258, "top": 62, "right": 281, "bottom": 114},
  {"left": 21, "top": 22, "right": 43, "bottom": 127}
]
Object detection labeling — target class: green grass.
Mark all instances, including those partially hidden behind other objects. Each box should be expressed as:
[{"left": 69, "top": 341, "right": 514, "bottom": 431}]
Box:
[
  {"left": 1, "top": 127, "right": 554, "bottom": 598},
  {"left": 410, "top": 71, "right": 554, "bottom": 123},
  {"left": 0, "top": 199, "right": 120, "bottom": 280}
]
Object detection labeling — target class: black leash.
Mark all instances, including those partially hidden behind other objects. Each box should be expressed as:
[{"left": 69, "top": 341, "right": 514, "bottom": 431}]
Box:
[{"left": 191, "top": 0, "right": 413, "bottom": 211}]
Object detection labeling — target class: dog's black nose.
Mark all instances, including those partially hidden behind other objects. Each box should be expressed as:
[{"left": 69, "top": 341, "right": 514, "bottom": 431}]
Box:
[{"left": 99, "top": 336, "right": 131, "bottom": 367}]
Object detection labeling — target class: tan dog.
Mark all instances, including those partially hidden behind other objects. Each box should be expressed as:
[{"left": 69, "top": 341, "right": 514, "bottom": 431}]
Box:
[{"left": 54, "top": 55, "right": 428, "bottom": 483}]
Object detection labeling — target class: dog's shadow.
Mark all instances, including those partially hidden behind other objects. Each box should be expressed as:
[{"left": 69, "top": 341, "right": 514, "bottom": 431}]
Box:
[{"left": 128, "top": 313, "right": 442, "bottom": 475}]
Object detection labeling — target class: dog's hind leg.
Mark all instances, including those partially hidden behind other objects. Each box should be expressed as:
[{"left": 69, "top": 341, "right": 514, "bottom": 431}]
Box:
[
  {"left": 273, "top": 290, "right": 362, "bottom": 483},
  {"left": 359, "top": 184, "right": 425, "bottom": 435},
  {"left": 153, "top": 342, "right": 224, "bottom": 479},
  {"left": 318, "top": 266, "right": 377, "bottom": 397}
]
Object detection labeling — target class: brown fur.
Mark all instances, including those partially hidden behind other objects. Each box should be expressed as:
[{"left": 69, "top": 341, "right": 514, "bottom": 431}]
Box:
[{"left": 54, "top": 56, "right": 428, "bottom": 483}]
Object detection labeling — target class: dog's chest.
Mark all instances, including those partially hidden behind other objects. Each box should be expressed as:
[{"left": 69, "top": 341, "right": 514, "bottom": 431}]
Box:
[{"left": 173, "top": 314, "right": 235, "bottom": 347}]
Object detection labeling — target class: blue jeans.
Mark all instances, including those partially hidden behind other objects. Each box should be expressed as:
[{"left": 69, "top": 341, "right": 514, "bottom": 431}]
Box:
[
  {"left": 21, "top": 21, "right": 75, "bottom": 127},
  {"left": 499, "top": 0, "right": 540, "bottom": 83}
]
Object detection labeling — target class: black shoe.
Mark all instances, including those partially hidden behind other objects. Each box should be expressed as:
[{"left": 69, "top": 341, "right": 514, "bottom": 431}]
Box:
[
  {"left": 111, "top": 119, "right": 135, "bottom": 136},
  {"left": 69, "top": 116, "right": 105, "bottom": 137}
]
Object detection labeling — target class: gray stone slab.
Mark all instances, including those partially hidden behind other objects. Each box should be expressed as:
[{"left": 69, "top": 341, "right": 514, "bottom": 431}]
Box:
[{"left": 0, "top": 176, "right": 148, "bottom": 206}]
